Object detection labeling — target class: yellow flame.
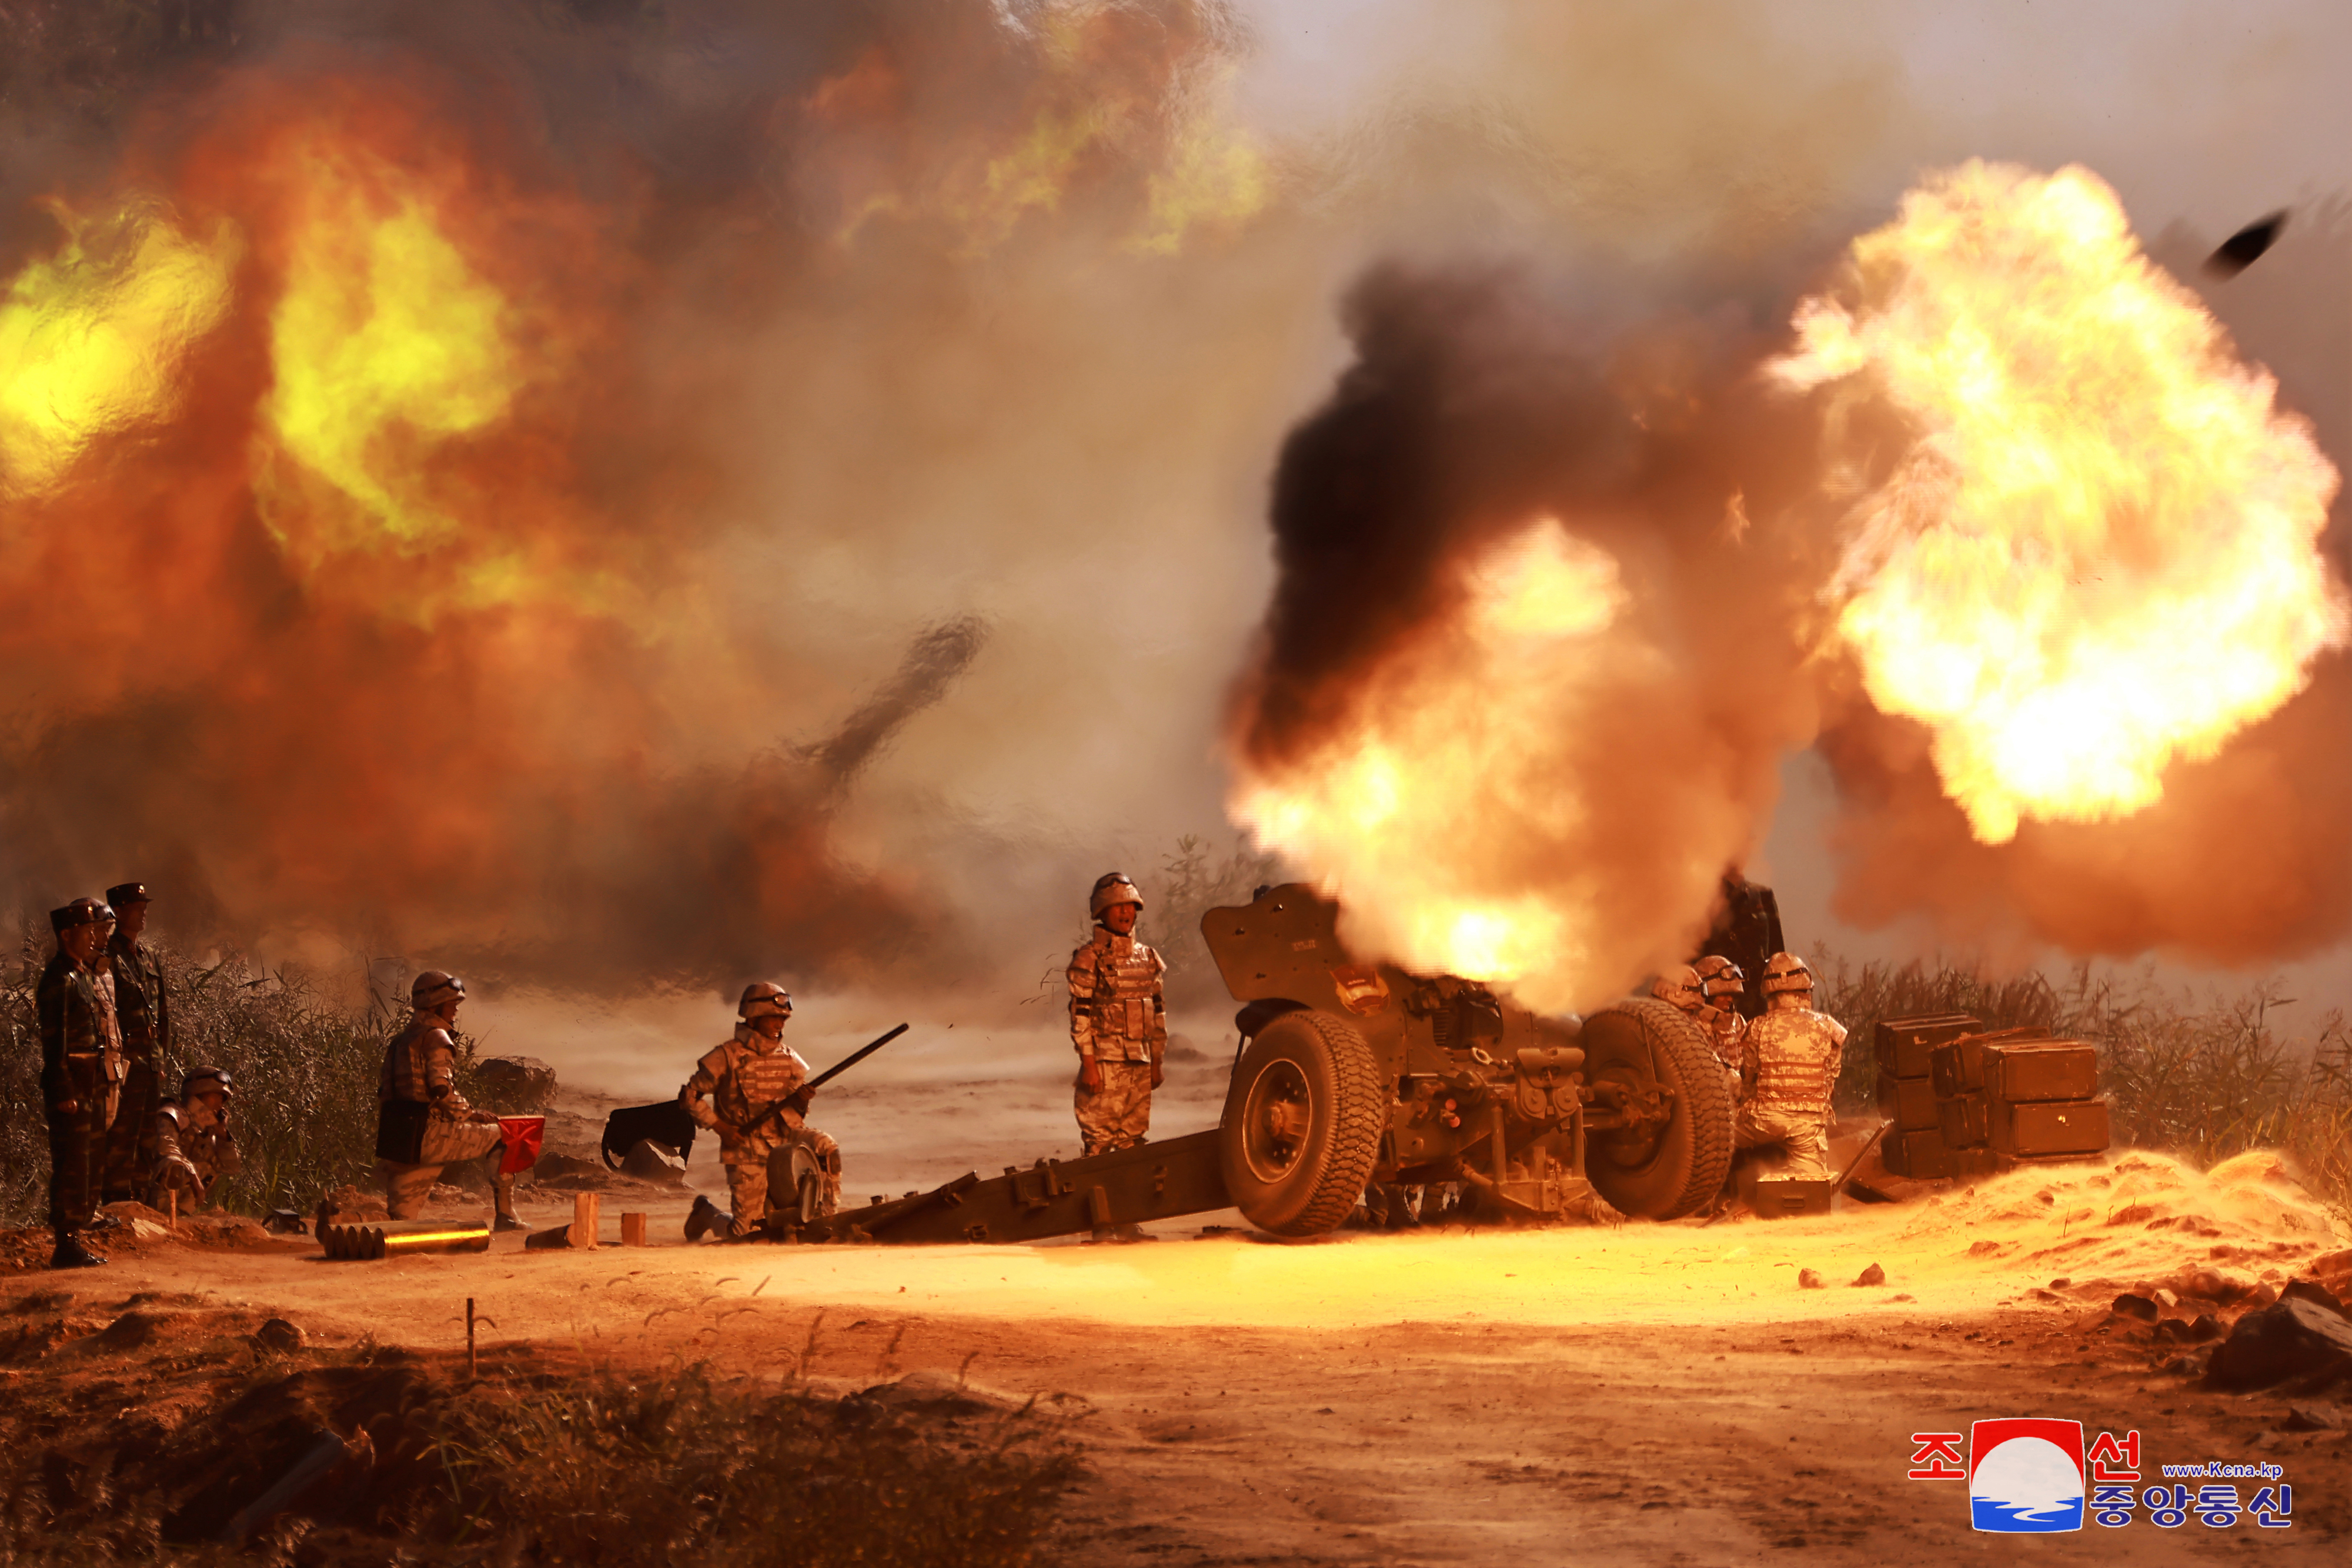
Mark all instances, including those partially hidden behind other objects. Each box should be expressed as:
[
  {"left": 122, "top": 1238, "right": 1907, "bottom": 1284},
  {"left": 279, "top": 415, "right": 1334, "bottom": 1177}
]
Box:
[
  {"left": 1127, "top": 66, "right": 1269, "bottom": 258},
  {"left": 258, "top": 143, "right": 524, "bottom": 567},
  {"left": 1772, "top": 161, "right": 2348, "bottom": 842},
  {"left": 1232, "top": 520, "right": 1623, "bottom": 1004},
  {"left": 0, "top": 198, "right": 239, "bottom": 499}
]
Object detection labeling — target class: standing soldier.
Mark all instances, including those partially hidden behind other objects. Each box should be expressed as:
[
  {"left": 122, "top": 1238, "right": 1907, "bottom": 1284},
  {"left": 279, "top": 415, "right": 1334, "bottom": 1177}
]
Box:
[
  {"left": 1735, "top": 952, "right": 1848, "bottom": 1179},
  {"left": 679, "top": 983, "right": 841, "bottom": 1241},
  {"left": 1068, "top": 872, "right": 1167, "bottom": 1162},
  {"left": 38, "top": 898, "right": 123, "bottom": 1269},
  {"left": 102, "top": 882, "right": 169, "bottom": 1205},
  {"left": 151, "top": 1066, "right": 240, "bottom": 1212},
  {"left": 375, "top": 972, "right": 526, "bottom": 1229}
]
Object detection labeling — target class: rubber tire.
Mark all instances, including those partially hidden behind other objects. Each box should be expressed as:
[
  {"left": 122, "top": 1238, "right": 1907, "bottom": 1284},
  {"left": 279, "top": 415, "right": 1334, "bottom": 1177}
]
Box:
[
  {"left": 1218, "top": 1009, "right": 1387, "bottom": 1239},
  {"left": 1578, "top": 998, "right": 1734, "bottom": 1221}
]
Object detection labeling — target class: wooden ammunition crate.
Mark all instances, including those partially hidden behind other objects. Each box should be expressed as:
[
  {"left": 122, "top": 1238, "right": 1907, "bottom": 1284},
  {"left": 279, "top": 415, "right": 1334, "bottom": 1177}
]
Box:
[
  {"left": 1883, "top": 1127, "right": 1956, "bottom": 1179},
  {"left": 1929, "top": 1038, "right": 1985, "bottom": 1098},
  {"left": 1873, "top": 1014, "right": 1980, "bottom": 1080},
  {"left": 1990, "top": 1098, "right": 2110, "bottom": 1158},
  {"left": 1937, "top": 1092, "right": 1989, "bottom": 1149},
  {"left": 1876, "top": 1074, "right": 1939, "bottom": 1132},
  {"left": 1983, "top": 1039, "right": 2100, "bottom": 1104}
]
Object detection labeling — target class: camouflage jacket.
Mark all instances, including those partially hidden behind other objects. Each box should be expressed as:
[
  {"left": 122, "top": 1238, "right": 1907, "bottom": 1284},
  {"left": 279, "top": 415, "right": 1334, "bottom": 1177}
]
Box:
[
  {"left": 1067, "top": 928, "right": 1167, "bottom": 1064},
  {"left": 379, "top": 1014, "right": 479, "bottom": 1118},
  {"left": 107, "top": 932, "right": 171, "bottom": 1061},
  {"left": 1697, "top": 1004, "right": 1746, "bottom": 1070},
  {"left": 681, "top": 1027, "right": 813, "bottom": 1154},
  {"left": 1741, "top": 1005, "right": 1848, "bottom": 1114},
  {"left": 156, "top": 1099, "right": 241, "bottom": 1193},
  {"left": 36, "top": 952, "right": 125, "bottom": 1111}
]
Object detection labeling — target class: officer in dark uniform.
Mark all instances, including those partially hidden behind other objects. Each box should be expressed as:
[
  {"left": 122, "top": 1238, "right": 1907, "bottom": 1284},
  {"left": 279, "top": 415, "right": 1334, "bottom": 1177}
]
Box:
[
  {"left": 39, "top": 898, "right": 124, "bottom": 1269},
  {"left": 103, "top": 881, "right": 169, "bottom": 1203}
]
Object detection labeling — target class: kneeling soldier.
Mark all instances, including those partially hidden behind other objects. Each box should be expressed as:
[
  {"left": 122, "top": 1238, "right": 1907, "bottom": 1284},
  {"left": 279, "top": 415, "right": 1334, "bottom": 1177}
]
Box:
[
  {"left": 680, "top": 983, "right": 841, "bottom": 1239},
  {"left": 375, "top": 972, "right": 527, "bottom": 1228},
  {"left": 151, "top": 1066, "right": 240, "bottom": 1211}
]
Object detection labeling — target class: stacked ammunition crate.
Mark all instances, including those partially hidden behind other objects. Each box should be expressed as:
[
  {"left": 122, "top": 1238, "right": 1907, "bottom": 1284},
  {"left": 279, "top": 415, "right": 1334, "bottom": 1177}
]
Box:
[
  {"left": 1874, "top": 1013, "right": 2003, "bottom": 1179},
  {"left": 1931, "top": 1027, "right": 2111, "bottom": 1168}
]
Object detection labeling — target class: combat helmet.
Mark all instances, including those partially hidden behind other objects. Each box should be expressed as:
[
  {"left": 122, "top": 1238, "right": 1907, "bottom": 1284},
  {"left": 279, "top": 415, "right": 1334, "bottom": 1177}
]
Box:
[
  {"left": 1088, "top": 872, "right": 1144, "bottom": 921},
  {"left": 1760, "top": 951, "right": 1815, "bottom": 998},
  {"left": 738, "top": 981, "right": 793, "bottom": 1023},
  {"left": 1650, "top": 964, "right": 1702, "bottom": 1010}
]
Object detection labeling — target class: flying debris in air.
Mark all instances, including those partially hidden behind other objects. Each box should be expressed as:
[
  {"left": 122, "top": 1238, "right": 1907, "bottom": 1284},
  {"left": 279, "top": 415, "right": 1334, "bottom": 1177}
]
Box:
[{"left": 2204, "top": 210, "right": 2288, "bottom": 278}]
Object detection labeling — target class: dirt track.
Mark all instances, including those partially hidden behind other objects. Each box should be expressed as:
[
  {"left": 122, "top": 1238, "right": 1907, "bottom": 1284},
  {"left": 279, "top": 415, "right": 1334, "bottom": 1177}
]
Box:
[{"left": 6, "top": 1149, "right": 2347, "bottom": 1564}]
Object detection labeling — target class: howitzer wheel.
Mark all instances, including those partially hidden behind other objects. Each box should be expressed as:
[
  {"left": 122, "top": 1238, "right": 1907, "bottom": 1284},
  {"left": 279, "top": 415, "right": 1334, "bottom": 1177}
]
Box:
[
  {"left": 1218, "top": 1009, "right": 1385, "bottom": 1239},
  {"left": 1578, "top": 998, "right": 1733, "bottom": 1221}
]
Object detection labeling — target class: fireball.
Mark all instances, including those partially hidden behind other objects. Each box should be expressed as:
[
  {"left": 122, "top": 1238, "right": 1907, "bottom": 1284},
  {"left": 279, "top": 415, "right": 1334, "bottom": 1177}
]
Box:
[{"left": 1772, "top": 161, "right": 2348, "bottom": 842}]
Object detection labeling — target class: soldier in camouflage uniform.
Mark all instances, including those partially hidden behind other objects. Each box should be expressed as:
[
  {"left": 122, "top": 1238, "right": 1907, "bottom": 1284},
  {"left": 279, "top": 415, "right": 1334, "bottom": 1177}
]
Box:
[
  {"left": 680, "top": 983, "right": 841, "bottom": 1240},
  {"left": 151, "top": 1066, "right": 241, "bottom": 1212},
  {"left": 1068, "top": 872, "right": 1167, "bottom": 1165},
  {"left": 1692, "top": 955, "right": 1749, "bottom": 1075},
  {"left": 1735, "top": 952, "right": 1848, "bottom": 1180},
  {"left": 376, "top": 972, "right": 527, "bottom": 1227},
  {"left": 38, "top": 898, "right": 124, "bottom": 1269},
  {"left": 102, "top": 882, "right": 169, "bottom": 1204}
]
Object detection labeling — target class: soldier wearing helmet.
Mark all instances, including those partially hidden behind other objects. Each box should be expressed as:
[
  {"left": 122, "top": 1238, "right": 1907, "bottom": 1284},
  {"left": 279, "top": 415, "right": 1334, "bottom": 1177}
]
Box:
[
  {"left": 38, "top": 898, "right": 125, "bottom": 1269},
  {"left": 679, "top": 982, "right": 842, "bottom": 1240},
  {"left": 102, "top": 882, "right": 170, "bottom": 1205},
  {"left": 1733, "top": 951, "right": 1847, "bottom": 1179},
  {"left": 150, "top": 1066, "right": 241, "bottom": 1212},
  {"left": 375, "top": 971, "right": 530, "bottom": 1227},
  {"left": 1650, "top": 964, "right": 1703, "bottom": 1014},
  {"left": 1692, "top": 955, "right": 1749, "bottom": 1074},
  {"left": 1068, "top": 873, "right": 1167, "bottom": 1182}
]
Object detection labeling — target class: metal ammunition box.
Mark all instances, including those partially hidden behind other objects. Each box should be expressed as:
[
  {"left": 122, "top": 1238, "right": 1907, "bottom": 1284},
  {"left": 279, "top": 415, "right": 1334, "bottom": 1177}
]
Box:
[
  {"left": 1742, "top": 1174, "right": 1836, "bottom": 1218},
  {"left": 1929, "top": 1038, "right": 1984, "bottom": 1098},
  {"left": 1983, "top": 1040, "right": 2100, "bottom": 1104},
  {"left": 1990, "top": 1098, "right": 2110, "bottom": 1157},
  {"left": 1936, "top": 1092, "right": 1989, "bottom": 1149},
  {"left": 1875, "top": 1074, "right": 1939, "bottom": 1132},
  {"left": 1873, "top": 1014, "right": 1979, "bottom": 1079}
]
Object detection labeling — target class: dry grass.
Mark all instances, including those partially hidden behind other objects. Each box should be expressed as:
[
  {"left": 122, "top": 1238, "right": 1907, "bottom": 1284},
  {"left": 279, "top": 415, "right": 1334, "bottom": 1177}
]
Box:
[
  {"left": 0, "top": 1346, "right": 1081, "bottom": 1567},
  {"left": 1819, "top": 953, "right": 2352, "bottom": 1219},
  {"left": 0, "top": 924, "right": 492, "bottom": 1225}
]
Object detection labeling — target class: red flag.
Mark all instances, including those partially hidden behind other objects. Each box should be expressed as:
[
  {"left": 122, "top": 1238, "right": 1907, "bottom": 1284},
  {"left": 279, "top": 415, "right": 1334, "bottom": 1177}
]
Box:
[{"left": 497, "top": 1116, "right": 546, "bottom": 1175}]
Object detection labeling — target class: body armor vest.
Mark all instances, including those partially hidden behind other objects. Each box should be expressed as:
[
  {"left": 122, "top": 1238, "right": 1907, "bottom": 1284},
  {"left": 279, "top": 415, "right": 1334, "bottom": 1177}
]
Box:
[{"left": 1744, "top": 1007, "right": 1847, "bottom": 1112}]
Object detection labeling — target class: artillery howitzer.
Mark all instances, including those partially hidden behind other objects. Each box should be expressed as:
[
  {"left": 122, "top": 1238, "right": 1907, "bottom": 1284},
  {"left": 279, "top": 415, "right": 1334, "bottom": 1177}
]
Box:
[{"left": 781, "top": 883, "right": 1735, "bottom": 1243}]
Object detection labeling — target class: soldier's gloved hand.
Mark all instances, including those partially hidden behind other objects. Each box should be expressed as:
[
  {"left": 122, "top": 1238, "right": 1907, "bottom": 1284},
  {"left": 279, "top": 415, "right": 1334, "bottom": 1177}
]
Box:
[
  {"left": 786, "top": 1086, "right": 815, "bottom": 1115},
  {"left": 55, "top": 1099, "right": 79, "bottom": 1115},
  {"left": 1150, "top": 1061, "right": 1165, "bottom": 1090},
  {"left": 170, "top": 1157, "right": 202, "bottom": 1191},
  {"left": 1080, "top": 1058, "right": 1102, "bottom": 1094}
]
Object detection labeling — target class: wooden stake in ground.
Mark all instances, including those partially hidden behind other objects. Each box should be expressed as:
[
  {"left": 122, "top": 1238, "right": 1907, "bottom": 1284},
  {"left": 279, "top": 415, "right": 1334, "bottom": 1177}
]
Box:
[
  {"left": 466, "top": 1297, "right": 476, "bottom": 1379},
  {"left": 571, "top": 1192, "right": 601, "bottom": 1249},
  {"left": 620, "top": 1211, "right": 647, "bottom": 1247},
  {"left": 168, "top": 1190, "right": 178, "bottom": 1231}
]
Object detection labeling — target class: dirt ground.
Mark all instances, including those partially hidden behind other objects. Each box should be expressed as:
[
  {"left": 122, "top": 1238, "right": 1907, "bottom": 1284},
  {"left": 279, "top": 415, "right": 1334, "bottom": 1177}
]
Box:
[{"left": 6, "top": 1144, "right": 2348, "bottom": 1564}]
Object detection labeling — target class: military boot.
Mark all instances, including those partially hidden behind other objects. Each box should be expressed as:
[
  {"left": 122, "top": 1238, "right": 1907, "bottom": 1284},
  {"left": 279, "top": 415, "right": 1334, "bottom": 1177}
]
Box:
[
  {"left": 493, "top": 1213, "right": 524, "bottom": 1233},
  {"left": 684, "top": 1193, "right": 726, "bottom": 1242},
  {"left": 49, "top": 1229, "right": 105, "bottom": 1269}
]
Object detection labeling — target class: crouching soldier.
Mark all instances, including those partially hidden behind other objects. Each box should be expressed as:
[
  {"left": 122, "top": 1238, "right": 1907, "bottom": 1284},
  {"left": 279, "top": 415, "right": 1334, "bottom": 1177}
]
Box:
[
  {"left": 1654, "top": 962, "right": 1741, "bottom": 1108},
  {"left": 1734, "top": 952, "right": 1847, "bottom": 1180},
  {"left": 375, "top": 972, "right": 528, "bottom": 1228},
  {"left": 680, "top": 983, "right": 841, "bottom": 1240},
  {"left": 151, "top": 1066, "right": 240, "bottom": 1212}
]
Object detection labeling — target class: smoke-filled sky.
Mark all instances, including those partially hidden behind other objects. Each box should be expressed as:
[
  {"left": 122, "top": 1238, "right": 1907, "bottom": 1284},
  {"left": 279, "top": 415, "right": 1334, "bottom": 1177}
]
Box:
[{"left": 2, "top": 0, "right": 2348, "bottom": 1059}]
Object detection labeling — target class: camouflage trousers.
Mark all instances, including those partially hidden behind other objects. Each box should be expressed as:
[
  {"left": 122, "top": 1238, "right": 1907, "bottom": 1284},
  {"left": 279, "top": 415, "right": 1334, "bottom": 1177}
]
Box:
[
  {"left": 46, "top": 1098, "right": 108, "bottom": 1231},
  {"left": 1733, "top": 1102, "right": 1830, "bottom": 1180},
  {"left": 380, "top": 1115, "right": 518, "bottom": 1220},
  {"left": 102, "top": 1061, "right": 160, "bottom": 1203},
  {"left": 720, "top": 1124, "right": 841, "bottom": 1238},
  {"left": 1074, "top": 1061, "right": 1154, "bottom": 1155}
]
